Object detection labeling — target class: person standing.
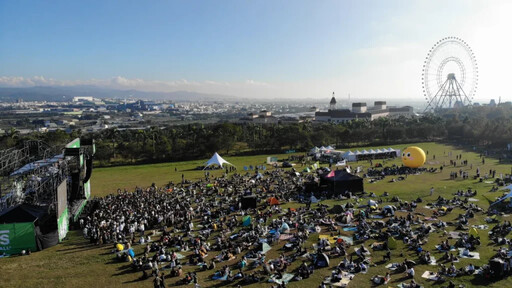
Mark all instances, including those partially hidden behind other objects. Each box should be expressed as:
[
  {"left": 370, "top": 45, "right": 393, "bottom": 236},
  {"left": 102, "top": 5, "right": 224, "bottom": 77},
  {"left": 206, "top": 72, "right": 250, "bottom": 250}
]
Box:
[{"left": 430, "top": 187, "right": 434, "bottom": 196}]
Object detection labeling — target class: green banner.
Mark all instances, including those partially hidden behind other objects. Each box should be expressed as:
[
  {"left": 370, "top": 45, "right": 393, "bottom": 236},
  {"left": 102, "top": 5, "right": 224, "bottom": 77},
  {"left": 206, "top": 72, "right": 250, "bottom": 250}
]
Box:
[
  {"left": 58, "top": 208, "right": 69, "bottom": 241},
  {"left": 0, "top": 222, "right": 36, "bottom": 255},
  {"left": 84, "top": 180, "right": 91, "bottom": 199},
  {"left": 65, "top": 138, "right": 80, "bottom": 148}
]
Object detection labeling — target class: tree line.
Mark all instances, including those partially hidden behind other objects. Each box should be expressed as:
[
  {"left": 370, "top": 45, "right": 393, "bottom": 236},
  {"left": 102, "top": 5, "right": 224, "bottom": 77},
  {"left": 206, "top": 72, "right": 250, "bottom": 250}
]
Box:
[{"left": 1, "top": 105, "right": 511, "bottom": 167}]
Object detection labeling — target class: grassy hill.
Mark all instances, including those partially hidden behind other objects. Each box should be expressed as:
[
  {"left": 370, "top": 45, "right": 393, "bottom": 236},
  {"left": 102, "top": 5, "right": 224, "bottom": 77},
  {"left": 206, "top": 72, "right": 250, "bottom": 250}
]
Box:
[{"left": 2, "top": 142, "right": 512, "bottom": 288}]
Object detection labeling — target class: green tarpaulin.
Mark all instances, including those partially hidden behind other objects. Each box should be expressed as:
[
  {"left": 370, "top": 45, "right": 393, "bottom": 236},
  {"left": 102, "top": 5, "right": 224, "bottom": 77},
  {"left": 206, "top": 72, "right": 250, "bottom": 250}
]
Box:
[{"left": 0, "top": 222, "right": 36, "bottom": 255}]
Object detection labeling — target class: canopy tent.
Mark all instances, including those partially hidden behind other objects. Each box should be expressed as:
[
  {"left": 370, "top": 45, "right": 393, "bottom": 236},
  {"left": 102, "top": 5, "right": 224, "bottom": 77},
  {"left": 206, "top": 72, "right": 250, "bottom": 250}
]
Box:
[
  {"left": 280, "top": 222, "right": 290, "bottom": 233},
  {"left": 329, "top": 205, "right": 345, "bottom": 214},
  {"left": 320, "top": 170, "right": 364, "bottom": 196},
  {"left": 0, "top": 204, "right": 58, "bottom": 255},
  {"left": 502, "top": 184, "right": 512, "bottom": 192},
  {"left": 490, "top": 189, "right": 512, "bottom": 206},
  {"left": 241, "top": 195, "right": 258, "bottom": 209},
  {"left": 342, "top": 147, "right": 400, "bottom": 161},
  {"left": 204, "top": 152, "right": 234, "bottom": 169},
  {"left": 326, "top": 145, "right": 335, "bottom": 150},
  {"left": 314, "top": 252, "right": 330, "bottom": 267},
  {"left": 343, "top": 151, "right": 357, "bottom": 162},
  {"left": 0, "top": 204, "right": 48, "bottom": 223},
  {"left": 242, "top": 216, "right": 251, "bottom": 227},
  {"left": 258, "top": 242, "right": 272, "bottom": 254},
  {"left": 268, "top": 197, "right": 280, "bottom": 206}
]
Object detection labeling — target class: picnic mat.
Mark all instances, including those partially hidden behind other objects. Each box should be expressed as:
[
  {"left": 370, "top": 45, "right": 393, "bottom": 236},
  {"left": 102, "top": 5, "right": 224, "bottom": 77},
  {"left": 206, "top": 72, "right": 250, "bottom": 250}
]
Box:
[
  {"left": 468, "top": 198, "right": 479, "bottom": 202},
  {"left": 279, "top": 234, "right": 294, "bottom": 241},
  {"left": 397, "top": 283, "right": 423, "bottom": 288},
  {"left": 459, "top": 248, "right": 480, "bottom": 259},
  {"left": 319, "top": 234, "right": 354, "bottom": 245},
  {"left": 436, "top": 245, "right": 456, "bottom": 252},
  {"left": 421, "top": 271, "right": 440, "bottom": 281},
  {"left": 354, "top": 247, "right": 370, "bottom": 255},
  {"left": 325, "top": 272, "right": 354, "bottom": 287},
  {"left": 343, "top": 227, "right": 358, "bottom": 232},
  {"left": 471, "top": 225, "right": 489, "bottom": 229},
  {"left": 386, "top": 263, "right": 401, "bottom": 270},
  {"left": 269, "top": 273, "right": 294, "bottom": 285},
  {"left": 429, "top": 256, "right": 437, "bottom": 265},
  {"left": 448, "top": 231, "right": 461, "bottom": 239}
]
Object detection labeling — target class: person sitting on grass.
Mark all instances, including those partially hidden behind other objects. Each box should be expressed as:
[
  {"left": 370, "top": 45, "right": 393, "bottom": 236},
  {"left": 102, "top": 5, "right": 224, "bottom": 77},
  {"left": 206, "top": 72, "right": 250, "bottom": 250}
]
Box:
[
  {"left": 465, "top": 263, "right": 475, "bottom": 274},
  {"left": 405, "top": 266, "right": 415, "bottom": 278},
  {"left": 371, "top": 272, "right": 391, "bottom": 285}
]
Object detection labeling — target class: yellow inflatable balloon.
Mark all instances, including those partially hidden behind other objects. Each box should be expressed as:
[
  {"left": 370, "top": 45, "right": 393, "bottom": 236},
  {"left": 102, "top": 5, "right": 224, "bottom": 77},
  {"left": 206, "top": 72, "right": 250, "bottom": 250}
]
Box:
[{"left": 401, "top": 146, "right": 426, "bottom": 168}]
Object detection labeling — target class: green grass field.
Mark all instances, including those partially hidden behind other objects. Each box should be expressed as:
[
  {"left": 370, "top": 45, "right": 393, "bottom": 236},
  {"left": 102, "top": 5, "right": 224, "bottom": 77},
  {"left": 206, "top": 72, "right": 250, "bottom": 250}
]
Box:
[{"left": 2, "top": 142, "right": 512, "bottom": 288}]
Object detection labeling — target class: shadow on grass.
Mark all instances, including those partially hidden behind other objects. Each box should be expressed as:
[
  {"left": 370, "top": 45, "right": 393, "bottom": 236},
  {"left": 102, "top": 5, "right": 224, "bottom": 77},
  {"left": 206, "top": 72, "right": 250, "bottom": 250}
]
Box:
[
  {"left": 56, "top": 243, "right": 98, "bottom": 253},
  {"left": 112, "top": 264, "right": 135, "bottom": 277}
]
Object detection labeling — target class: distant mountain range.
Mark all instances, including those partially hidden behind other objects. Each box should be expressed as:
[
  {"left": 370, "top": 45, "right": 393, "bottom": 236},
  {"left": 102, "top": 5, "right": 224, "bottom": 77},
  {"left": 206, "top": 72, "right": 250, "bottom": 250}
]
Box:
[{"left": 0, "top": 86, "right": 239, "bottom": 102}]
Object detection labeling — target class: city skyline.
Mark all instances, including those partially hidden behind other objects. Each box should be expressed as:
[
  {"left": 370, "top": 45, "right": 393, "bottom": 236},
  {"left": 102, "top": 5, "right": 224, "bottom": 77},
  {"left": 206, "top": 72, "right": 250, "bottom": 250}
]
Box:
[{"left": 1, "top": 0, "right": 511, "bottom": 103}]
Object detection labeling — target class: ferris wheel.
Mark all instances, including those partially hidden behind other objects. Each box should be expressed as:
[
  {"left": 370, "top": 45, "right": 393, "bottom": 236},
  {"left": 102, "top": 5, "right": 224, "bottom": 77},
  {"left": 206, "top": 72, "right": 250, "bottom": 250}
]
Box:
[{"left": 422, "top": 37, "right": 478, "bottom": 112}]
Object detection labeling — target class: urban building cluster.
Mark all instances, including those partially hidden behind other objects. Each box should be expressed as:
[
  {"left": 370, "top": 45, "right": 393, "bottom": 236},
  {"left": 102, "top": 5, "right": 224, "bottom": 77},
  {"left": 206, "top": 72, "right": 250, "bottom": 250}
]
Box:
[{"left": 315, "top": 95, "right": 414, "bottom": 123}]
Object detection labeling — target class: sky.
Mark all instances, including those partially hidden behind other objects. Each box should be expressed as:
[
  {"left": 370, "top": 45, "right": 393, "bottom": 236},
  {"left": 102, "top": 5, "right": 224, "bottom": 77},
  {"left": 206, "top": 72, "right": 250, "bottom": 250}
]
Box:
[{"left": 0, "top": 0, "right": 511, "bottom": 103}]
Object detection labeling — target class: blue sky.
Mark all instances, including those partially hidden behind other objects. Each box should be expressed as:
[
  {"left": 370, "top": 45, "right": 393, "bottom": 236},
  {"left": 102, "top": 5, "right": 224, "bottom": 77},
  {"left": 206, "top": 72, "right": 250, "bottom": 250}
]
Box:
[{"left": 1, "top": 0, "right": 511, "bottom": 102}]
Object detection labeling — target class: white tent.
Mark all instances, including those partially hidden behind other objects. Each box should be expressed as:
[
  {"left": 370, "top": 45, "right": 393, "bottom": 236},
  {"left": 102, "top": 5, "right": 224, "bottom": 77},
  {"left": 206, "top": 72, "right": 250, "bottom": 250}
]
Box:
[
  {"left": 343, "top": 151, "right": 357, "bottom": 162},
  {"left": 204, "top": 152, "right": 234, "bottom": 169},
  {"left": 362, "top": 150, "right": 370, "bottom": 155},
  {"left": 375, "top": 149, "right": 383, "bottom": 153},
  {"left": 369, "top": 149, "right": 377, "bottom": 154},
  {"left": 326, "top": 145, "right": 335, "bottom": 150}
]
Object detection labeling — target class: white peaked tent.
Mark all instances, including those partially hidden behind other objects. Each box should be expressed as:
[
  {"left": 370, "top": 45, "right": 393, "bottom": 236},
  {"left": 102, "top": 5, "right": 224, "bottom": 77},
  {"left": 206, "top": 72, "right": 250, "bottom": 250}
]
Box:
[
  {"left": 344, "top": 151, "right": 357, "bottom": 161},
  {"left": 310, "top": 147, "right": 320, "bottom": 154},
  {"left": 204, "top": 152, "right": 234, "bottom": 169}
]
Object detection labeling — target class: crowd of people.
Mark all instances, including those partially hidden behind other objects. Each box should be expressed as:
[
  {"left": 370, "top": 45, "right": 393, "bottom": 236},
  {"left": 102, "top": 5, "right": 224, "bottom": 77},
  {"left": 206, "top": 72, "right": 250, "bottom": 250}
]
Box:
[{"left": 77, "top": 152, "right": 512, "bottom": 288}]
